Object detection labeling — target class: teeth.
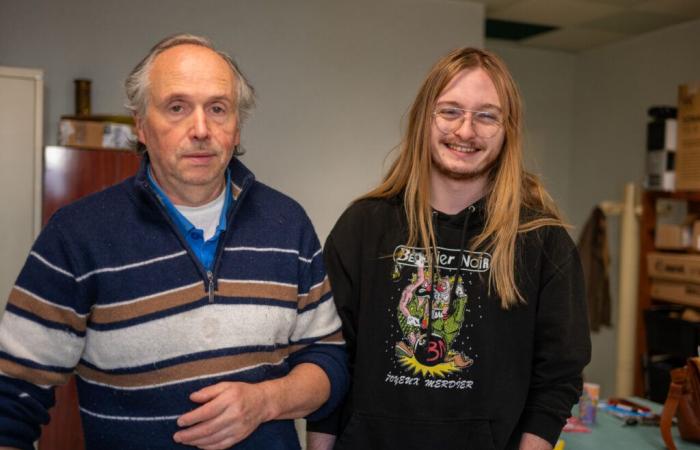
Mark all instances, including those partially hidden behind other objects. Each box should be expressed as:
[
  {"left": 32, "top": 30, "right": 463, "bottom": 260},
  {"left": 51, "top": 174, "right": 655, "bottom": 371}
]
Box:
[{"left": 446, "top": 143, "right": 478, "bottom": 153}]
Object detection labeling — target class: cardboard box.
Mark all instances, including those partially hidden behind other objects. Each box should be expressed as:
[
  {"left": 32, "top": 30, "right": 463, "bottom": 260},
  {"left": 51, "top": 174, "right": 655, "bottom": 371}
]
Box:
[
  {"left": 645, "top": 149, "right": 675, "bottom": 191},
  {"left": 651, "top": 280, "right": 700, "bottom": 307},
  {"left": 693, "top": 221, "right": 700, "bottom": 252},
  {"left": 655, "top": 198, "right": 687, "bottom": 226},
  {"left": 675, "top": 82, "right": 700, "bottom": 190},
  {"left": 647, "top": 252, "right": 700, "bottom": 283},
  {"left": 58, "top": 118, "right": 135, "bottom": 150},
  {"left": 655, "top": 223, "right": 691, "bottom": 249}
]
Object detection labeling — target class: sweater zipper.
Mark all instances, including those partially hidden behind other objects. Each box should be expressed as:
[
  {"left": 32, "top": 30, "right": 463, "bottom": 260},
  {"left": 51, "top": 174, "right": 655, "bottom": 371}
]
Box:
[
  {"left": 207, "top": 270, "right": 215, "bottom": 303},
  {"left": 140, "top": 169, "right": 254, "bottom": 304},
  {"left": 208, "top": 173, "right": 253, "bottom": 294},
  {"left": 140, "top": 180, "right": 237, "bottom": 301}
]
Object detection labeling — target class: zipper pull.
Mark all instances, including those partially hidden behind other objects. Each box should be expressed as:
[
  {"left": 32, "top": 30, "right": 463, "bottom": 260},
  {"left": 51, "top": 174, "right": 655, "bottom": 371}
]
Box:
[{"left": 207, "top": 271, "right": 215, "bottom": 303}]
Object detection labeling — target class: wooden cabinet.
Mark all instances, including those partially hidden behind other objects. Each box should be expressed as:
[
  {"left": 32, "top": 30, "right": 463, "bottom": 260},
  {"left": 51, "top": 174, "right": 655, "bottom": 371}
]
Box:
[
  {"left": 39, "top": 146, "right": 140, "bottom": 450},
  {"left": 43, "top": 145, "right": 141, "bottom": 223},
  {"left": 634, "top": 190, "right": 700, "bottom": 397}
]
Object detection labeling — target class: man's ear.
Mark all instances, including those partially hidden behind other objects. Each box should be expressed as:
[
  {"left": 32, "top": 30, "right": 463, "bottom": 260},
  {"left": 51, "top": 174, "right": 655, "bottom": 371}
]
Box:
[{"left": 135, "top": 115, "right": 146, "bottom": 143}]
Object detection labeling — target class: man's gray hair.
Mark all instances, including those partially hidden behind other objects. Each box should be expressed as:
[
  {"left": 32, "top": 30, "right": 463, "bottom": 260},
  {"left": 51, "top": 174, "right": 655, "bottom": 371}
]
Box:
[{"left": 125, "top": 33, "right": 255, "bottom": 153}]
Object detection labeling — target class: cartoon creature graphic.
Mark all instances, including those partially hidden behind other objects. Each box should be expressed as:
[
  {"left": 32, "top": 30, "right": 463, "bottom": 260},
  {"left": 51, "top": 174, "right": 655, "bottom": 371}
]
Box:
[{"left": 395, "top": 254, "right": 473, "bottom": 377}]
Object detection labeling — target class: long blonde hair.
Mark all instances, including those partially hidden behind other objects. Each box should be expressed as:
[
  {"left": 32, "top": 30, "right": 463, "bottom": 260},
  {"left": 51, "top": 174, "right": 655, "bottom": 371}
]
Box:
[{"left": 360, "top": 47, "right": 563, "bottom": 308}]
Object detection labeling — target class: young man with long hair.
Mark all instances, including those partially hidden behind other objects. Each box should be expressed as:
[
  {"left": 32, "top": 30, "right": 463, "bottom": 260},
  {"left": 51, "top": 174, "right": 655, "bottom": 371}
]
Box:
[{"left": 307, "top": 47, "right": 591, "bottom": 450}]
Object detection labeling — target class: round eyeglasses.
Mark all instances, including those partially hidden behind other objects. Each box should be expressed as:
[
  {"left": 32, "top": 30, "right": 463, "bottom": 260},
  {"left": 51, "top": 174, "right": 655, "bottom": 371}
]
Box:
[{"left": 432, "top": 106, "right": 503, "bottom": 138}]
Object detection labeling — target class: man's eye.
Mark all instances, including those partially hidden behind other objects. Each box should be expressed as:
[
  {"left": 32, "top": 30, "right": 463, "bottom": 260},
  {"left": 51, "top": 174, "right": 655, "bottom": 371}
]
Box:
[
  {"left": 439, "top": 108, "right": 463, "bottom": 120},
  {"left": 475, "top": 112, "right": 499, "bottom": 123},
  {"left": 169, "top": 104, "right": 185, "bottom": 113},
  {"left": 211, "top": 105, "right": 227, "bottom": 115}
]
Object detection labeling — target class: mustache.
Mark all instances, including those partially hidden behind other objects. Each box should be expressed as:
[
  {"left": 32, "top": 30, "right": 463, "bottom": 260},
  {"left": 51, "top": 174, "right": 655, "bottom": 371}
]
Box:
[
  {"left": 442, "top": 138, "right": 482, "bottom": 146},
  {"left": 180, "top": 142, "right": 221, "bottom": 154}
]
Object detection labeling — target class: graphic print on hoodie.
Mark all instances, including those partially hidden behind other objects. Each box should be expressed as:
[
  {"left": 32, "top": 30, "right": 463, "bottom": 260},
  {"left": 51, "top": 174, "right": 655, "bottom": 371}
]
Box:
[{"left": 386, "top": 244, "right": 491, "bottom": 389}]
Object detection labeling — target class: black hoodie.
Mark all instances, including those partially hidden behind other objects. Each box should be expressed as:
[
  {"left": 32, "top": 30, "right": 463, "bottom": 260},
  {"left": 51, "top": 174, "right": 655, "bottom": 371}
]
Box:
[{"left": 308, "top": 196, "right": 591, "bottom": 450}]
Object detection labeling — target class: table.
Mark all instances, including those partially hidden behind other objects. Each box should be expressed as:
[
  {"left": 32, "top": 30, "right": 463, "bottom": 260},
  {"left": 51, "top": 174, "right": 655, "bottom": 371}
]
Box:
[{"left": 562, "top": 398, "right": 700, "bottom": 449}]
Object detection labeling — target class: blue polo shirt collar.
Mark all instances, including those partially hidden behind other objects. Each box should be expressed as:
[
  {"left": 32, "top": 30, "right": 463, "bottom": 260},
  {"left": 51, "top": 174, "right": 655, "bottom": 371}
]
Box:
[{"left": 147, "top": 166, "right": 232, "bottom": 270}]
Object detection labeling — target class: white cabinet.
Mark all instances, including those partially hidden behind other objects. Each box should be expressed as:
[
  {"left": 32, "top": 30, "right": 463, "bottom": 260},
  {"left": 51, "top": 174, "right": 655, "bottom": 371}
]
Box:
[{"left": 0, "top": 66, "right": 43, "bottom": 311}]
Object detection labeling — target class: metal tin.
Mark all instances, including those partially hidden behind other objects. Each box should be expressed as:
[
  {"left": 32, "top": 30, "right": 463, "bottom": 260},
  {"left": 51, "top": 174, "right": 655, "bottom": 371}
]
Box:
[{"left": 74, "top": 79, "right": 91, "bottom": 116}]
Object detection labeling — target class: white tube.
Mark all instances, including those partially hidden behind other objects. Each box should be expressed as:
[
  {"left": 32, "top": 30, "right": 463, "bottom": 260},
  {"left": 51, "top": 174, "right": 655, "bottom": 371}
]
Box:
[{"left": 615, "top": 183, "right": 640, "bottom": 397}]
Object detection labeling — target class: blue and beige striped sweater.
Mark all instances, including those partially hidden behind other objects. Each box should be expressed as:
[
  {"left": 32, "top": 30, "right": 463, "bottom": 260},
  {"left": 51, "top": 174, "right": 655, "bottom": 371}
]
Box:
[{"left": 0, "top": 158, "right": 347, "bottom": 450}]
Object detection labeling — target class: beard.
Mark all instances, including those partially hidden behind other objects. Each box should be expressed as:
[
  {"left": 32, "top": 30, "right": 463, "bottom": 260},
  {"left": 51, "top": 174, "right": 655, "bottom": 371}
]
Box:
[{"left": 431, "top": 149, "right": 499, "bottom": 181}]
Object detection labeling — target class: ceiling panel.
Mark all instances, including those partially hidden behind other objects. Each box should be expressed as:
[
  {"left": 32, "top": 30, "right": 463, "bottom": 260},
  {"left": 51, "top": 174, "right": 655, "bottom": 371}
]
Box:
[
  {"left": 465, "top": 0, "right": 521, "bottom": 10},
  {"left": 469, "top": 0, "right": 700, "bottom": 51},
  {"left": 582, "top": 10, "right": 684, "bottom": 34},
  {"left": 577, "top": 0, "right": 646, "bottom": 7},
  {"left": 520, "top": 27, "right": 625, "bottom": 51},
  {"left": 635, "top": 0, "right": 700, "bottom": 17},
  {"left": 489, "top": 0, "right": 623, "bottom": 26}
]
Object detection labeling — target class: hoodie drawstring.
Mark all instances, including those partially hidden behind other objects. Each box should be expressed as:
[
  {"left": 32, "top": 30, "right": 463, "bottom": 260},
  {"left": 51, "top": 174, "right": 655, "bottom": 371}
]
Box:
[
  {"left": 426, "top": 205, "right": 474, "bottom": 336},
  {"left": 448, "top": 206, "right": 472, "bottom": 316}
]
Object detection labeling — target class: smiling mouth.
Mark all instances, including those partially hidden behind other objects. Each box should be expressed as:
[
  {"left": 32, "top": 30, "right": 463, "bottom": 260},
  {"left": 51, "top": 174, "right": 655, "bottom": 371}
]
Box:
[{"left": 445, "top": 142, "right": 480, "bottom": 154}]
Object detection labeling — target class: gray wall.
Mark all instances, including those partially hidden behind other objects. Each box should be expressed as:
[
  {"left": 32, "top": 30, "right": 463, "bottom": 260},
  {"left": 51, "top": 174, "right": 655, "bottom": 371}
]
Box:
[
  {"left": 486, "top": 40, "right": 576, "bottom": 215},
  {"left": 571, "top": 19, "right": 700, "bottom": 229},
  {"left": 0, "top": 0, "right": 484, "bottom": 241}
]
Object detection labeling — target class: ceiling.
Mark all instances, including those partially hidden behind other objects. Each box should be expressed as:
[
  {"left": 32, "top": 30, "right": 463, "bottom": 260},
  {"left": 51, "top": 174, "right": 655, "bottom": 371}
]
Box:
[{"left": 467, "top": 0, "right": 700, "bottom": 52}]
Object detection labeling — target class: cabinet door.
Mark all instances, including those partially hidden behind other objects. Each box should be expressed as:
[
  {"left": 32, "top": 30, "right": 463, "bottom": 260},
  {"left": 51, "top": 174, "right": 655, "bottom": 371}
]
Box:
[
  {"left": 43, "top": 146, "right": 141, "bottom": 223},
  {"left": 39, "top": 146, "right": 140, "bottom": 450},
  {"left": 0, "top": 67, "right": 42, "bottom": 311}
]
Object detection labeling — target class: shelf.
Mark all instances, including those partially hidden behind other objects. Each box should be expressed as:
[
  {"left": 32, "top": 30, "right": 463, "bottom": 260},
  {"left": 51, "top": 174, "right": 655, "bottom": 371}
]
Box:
[{"left": 635, "top": 190, "right": 700, "bottom": 396}]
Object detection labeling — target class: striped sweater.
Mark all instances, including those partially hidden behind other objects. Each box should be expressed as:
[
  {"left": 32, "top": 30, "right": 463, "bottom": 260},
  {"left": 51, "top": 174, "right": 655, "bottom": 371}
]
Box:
[{"left": 0, "top": 157, "right": 347, "bottom": 450}]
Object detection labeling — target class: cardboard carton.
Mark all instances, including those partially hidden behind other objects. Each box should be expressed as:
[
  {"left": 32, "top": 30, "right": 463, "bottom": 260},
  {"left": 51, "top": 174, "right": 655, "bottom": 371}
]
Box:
[
  {"left": 675, "top": 82, "right": 700, "bottom": 190},
  {"left": 693, "top": 220, "right": 700, "bottom": 252},
  {"left": 58, "top": 118, "right": 135, "bottom": 150},
  {"left": 651, "top": 280, "right": 700, "bottom": 307},
  {"left": 655, "top": 223, "right": 691, "bottom": 250},
  {"left": 647, "top": 252, "right": 700, "bottom": 284}
]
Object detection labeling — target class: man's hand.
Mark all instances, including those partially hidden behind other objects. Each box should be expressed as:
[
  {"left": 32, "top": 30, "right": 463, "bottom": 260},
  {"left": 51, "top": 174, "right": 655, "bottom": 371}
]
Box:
[
  {"left": 173, "top": 363, "right": 330, "bottom": 449},
  {"left": 307, "top": 431, "right": 336, "bottom": 450},
  {"left": 519, "top": 432, "right": 553, "bottom": 450},
  {"left": 173, "top": 381, "right": 269, "bottom": 449}
]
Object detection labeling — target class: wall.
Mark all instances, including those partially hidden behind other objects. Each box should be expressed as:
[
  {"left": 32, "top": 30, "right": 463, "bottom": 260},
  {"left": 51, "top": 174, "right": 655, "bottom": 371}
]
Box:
[
  {"left": 0, "top": 0, "right": 484, "bottom": 241},
  {"left": 571, "top": 19, "right": 700, "bottom": 230},
  {"left": 486, "top": 40, "right": 576, "bottom": 215}
]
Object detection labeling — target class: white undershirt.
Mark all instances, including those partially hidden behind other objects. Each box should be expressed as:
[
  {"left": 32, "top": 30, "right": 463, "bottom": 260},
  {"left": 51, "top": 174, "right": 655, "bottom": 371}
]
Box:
[{"left": 175, "top": 188, "right": 226, "bottom": 241}]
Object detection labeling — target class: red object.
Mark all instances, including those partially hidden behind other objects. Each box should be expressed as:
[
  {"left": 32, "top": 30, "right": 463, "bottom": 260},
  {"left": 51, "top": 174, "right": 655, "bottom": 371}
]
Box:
[
  {"left": 562, "top": 416, "right": 591, "bottom": 433},
  {"left": 607, "top": 397, "right": 651, "bottom": 413}
]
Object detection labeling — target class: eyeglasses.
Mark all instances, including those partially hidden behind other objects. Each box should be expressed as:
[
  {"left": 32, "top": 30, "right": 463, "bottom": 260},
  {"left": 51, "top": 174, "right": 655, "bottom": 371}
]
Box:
[{"left": 432, "top": 106, "right": 503, "bottom": 138}]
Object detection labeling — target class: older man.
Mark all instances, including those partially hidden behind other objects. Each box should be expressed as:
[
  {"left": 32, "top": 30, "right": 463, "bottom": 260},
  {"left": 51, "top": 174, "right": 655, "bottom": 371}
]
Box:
[{"left": 0, "top": 34, "right": 347, "bottom": 450}]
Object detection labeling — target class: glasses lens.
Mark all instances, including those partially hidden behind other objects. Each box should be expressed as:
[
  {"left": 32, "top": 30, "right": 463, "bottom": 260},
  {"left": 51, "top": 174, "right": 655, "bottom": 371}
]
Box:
[
  {"left": 434, "top": 108, "right": 462, "bottom": 134},
  {"left": 434, "top": 108, "right": 501, "bottom": 138},
  {"left": 473, "top": 122, "right": 499, "bottom": 138},
  {"left": 472, "top": 112, "right": 501, "bottom": 138}
]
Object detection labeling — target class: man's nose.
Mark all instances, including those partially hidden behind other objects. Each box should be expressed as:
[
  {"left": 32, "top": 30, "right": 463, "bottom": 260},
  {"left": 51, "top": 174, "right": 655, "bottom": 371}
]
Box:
[
  {"left": 190, "top": 108, "right": 210, "bottom": 140},
  {"left": 454, "top": 113, "right": 476, "bottom": 139}
]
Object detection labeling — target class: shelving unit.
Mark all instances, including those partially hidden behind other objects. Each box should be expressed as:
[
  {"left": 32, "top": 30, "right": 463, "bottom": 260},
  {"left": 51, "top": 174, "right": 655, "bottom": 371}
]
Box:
[{"left": 634, "top": 189, "right": 700, "bottom": 397}]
